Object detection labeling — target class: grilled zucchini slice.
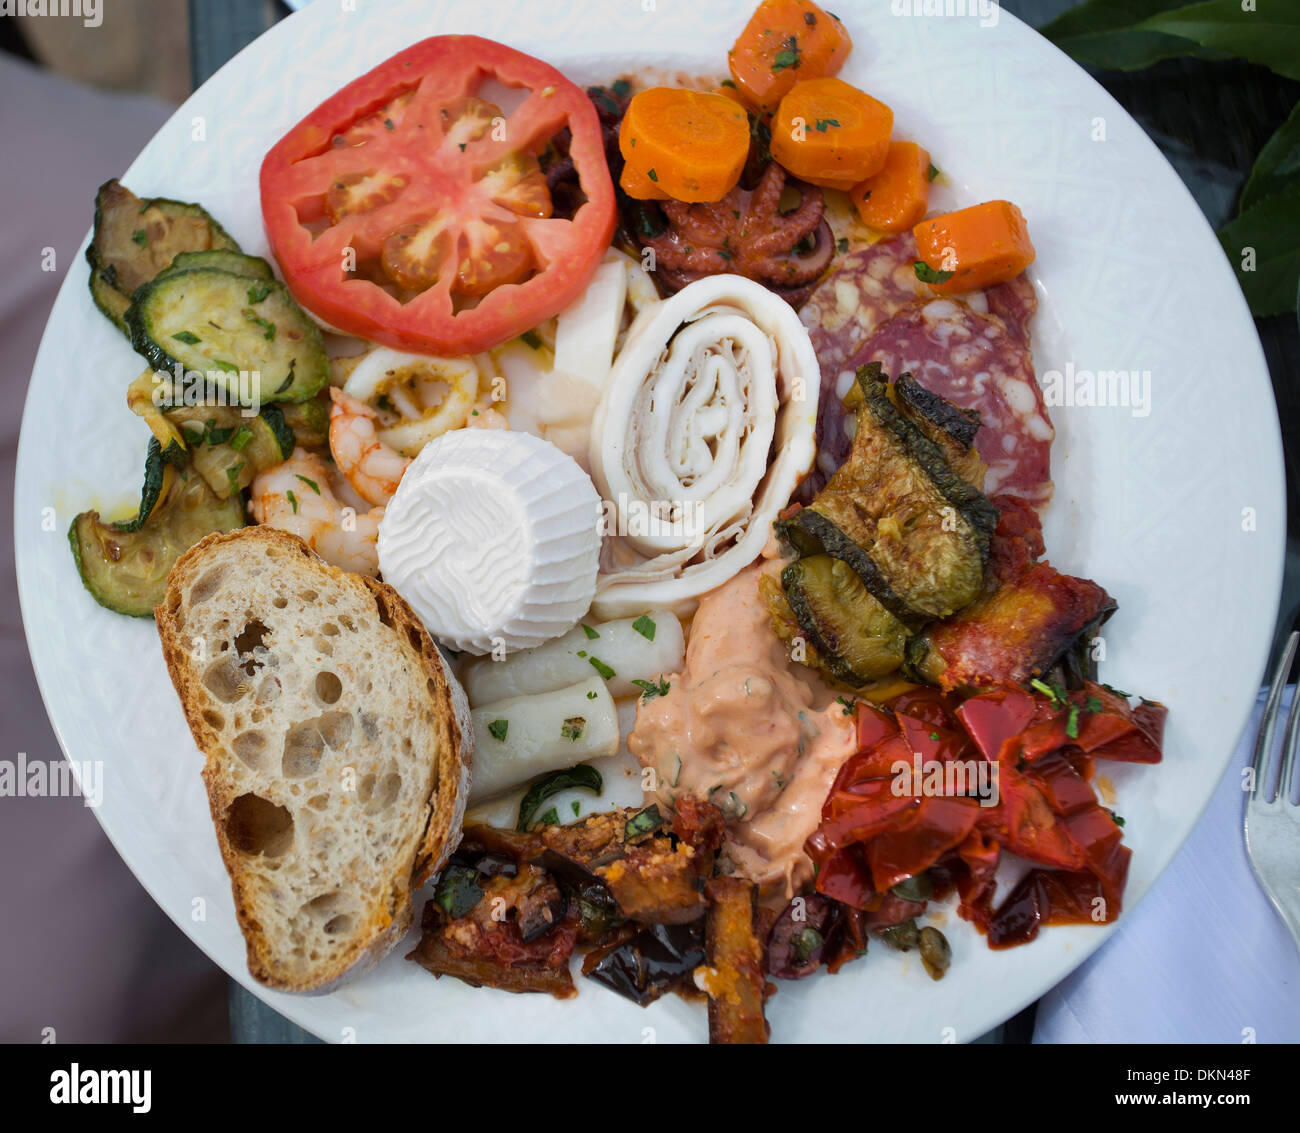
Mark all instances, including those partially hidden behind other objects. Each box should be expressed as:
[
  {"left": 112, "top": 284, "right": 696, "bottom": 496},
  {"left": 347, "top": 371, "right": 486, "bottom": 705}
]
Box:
[
  {"left": 166, "top": 403, "right": 294, "bottom": 499},
  {"left": 764, "top": 556, "right": 909, "bottom": 686},
  {"left": 86, "top": 180, "right": 239, "bottom": 334},
  {"left": 778, "top": 364, "right": 998, "bottom": 621},
  {"left": 275, "top": 395, "right": 330, "bottom": 450},
  {"left": 126, "top": 268, "right": 328, "bottom": 405},
  {"left": 70, "top": 455, "right": 244, "bottom": 617},
  {"left": 154, "top": 249, "right": 274, "bottom": 283}
]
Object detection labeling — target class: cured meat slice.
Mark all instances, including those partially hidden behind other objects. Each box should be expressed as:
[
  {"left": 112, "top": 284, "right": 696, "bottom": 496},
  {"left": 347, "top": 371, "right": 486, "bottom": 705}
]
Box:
[
  {"left": 798, "top": 232, "right": 1041, "bottom": 496},
  {"left": 850, "top": 298, "right": 1054, "bottom": 503},
  {"left": 799, "top": 233, "right": 927, "bottom": 490}
]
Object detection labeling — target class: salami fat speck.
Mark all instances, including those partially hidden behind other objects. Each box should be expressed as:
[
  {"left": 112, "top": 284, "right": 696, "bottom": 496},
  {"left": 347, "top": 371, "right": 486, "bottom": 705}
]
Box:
[{"left": 849, "top": 298, "right": 1054, "bottom": 503}]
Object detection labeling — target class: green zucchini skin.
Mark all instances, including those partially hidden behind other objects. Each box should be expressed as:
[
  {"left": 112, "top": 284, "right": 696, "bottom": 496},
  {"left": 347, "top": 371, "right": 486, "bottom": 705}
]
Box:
[
  {"left": 791, "top": 364, "right": 998, "bottom": 622},
  {"left": 780, "top": 556, "right": 909, "bottom": 686},
  {"left": 275, "top": 396, "right": 330, "bottom": 449},
  {"left": 126, "top": 268, "right": 329, "bottom": 406},
  {"left": 893, "top": 372, "right": 981, "bottom": 451},
  {"left": 111, "top": 436, "right": 187, "bottom": 535},
  {"left": 70, "top": 464, "right": 245, "bottom": 618},
  {"left": 86, "top": 179, "right": 240, "bottom": 337},
  {"left": 154, "top": 249, "right": 274, "bottom": 283},
  {"left": 259, "top": 406, "right": 297, "bottom": 460}
]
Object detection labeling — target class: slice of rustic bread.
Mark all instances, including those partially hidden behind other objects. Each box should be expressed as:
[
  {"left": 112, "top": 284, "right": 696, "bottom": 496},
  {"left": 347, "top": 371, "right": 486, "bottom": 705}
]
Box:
[{"left": 156, "top": 526, "right": 472, "bottom": 993}]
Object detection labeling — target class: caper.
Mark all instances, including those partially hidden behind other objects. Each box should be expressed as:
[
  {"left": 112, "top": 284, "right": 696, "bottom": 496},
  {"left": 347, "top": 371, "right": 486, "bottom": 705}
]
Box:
[
  {"left": 890, "top": 872, "right": 933, "bottom": 903},
  {"left": 919, "top": 926, "right": 951, "bottom": 981},
  {"left": 879, "top": 918, "right": 920, "bottom": 952},
  {"left": 792, "top": 927, "right": 824, "bottom": 965}
]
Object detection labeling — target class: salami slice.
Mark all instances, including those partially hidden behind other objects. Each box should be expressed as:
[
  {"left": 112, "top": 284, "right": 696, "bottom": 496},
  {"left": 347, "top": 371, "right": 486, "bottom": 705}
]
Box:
[
  {"left": 850, "top": 298, "right": 1054, "bottom": 503},
  {"left": 798, "top": 231, "right": 1041, "bottom": 496},
  {"left": 798, "top": 233, "right": 927, "bottom": 491}
]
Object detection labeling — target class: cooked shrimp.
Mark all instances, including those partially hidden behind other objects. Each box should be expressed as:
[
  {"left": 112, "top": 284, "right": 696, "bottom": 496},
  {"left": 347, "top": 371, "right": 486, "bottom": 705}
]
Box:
[
  {"left": 328, "top": 387, "right": 410, "bottom": 506},
  {"left": 251, "top": 448, "right": 383, "bottom": 577}
]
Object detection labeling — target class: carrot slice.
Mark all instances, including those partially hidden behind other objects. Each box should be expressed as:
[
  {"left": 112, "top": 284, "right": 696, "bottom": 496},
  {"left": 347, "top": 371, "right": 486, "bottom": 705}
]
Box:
[
  {"left": 620, "top": 159, "right": 669, "bottom": 201},
  {"left": 619, "top": 87, "right": 750, "bottom": 203},
  {"left": 770, "top": 77, "right": 892, "bottom": 190},
  {"left": 913, "top": 200, "right": 1036, "bottom": 294},
  {"left": 728, "top": 0, "right": 852, "bottom": 112},
  {"left": 853, "top": 141, "right": 932, "bottom": 233}
]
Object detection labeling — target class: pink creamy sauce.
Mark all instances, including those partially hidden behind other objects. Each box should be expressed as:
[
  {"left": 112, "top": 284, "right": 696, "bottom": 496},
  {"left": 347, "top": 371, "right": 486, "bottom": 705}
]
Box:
[{"left": 628, "top": 561, "right": 856, "bottom": 901}]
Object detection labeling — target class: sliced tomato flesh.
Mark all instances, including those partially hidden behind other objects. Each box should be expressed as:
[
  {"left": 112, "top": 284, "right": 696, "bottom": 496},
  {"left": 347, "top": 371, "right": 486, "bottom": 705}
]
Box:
[{"left": 260, "top": 35, "right": 615, "bottom": 355}]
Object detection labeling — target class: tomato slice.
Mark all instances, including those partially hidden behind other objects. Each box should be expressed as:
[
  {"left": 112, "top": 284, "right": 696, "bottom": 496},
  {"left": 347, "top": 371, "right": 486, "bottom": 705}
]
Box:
[{"left": 260, "top": 36, "right": 616, "bottom": 355}]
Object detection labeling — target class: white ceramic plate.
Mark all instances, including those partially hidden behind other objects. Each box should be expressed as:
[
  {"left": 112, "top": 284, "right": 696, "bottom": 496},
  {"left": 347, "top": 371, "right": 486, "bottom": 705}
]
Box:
[{"left": 15, "top": 0, "right": 1283, "bottom": 1043}]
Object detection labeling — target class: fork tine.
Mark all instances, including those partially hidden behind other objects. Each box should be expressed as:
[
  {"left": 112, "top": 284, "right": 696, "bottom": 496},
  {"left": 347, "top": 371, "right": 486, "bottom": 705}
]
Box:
[
  {"left": 1252, "top": 631, "right": 1298, "bottom": 798},
  {"left": 1282, "top": 671, "right": 1300, "bottom": 805}
]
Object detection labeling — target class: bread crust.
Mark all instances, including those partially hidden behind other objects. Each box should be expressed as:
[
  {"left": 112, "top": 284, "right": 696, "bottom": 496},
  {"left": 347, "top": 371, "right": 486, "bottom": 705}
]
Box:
[{"left": 156, "top": 526, "right": 472, "bottom": 993}]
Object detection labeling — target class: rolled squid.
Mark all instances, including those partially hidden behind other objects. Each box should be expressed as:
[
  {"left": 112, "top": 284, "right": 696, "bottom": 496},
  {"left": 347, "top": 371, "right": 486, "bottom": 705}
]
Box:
[{"left": 588, "top": 274, "right": 819, "bottom": 618}]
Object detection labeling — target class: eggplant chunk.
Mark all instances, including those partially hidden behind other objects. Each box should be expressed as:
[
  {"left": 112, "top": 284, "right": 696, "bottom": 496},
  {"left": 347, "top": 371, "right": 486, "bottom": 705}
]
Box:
[
  {"left": 780, "top": 364, "right": 998, "bottom": 622},
  {"left": 699, "top": 877, "right": 769, "bottom": 1045},
  {"left": 909, "top": 562, "right": 1116, "bottom": 691}
]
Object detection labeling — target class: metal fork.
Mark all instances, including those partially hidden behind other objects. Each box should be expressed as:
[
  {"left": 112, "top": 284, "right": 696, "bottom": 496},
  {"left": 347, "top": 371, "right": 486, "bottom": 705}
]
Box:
[{"left": 1246, "top": 630, "right": 1300, "bottom": 951}]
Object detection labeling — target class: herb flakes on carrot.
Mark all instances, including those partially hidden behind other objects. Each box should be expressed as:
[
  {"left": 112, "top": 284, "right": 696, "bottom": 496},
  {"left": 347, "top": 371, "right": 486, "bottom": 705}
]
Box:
[
  {"left": 619, "top": 87, "right": 750, "bottom": 203},
  {"left": 770, "top": 76, "right": 892, "bottom": 190},
  {"left": 728, "top": 0, "right": 852, "bottom": 112},
  {"left": 913, "top": 200, "right": 1036, "bottom": 294}
]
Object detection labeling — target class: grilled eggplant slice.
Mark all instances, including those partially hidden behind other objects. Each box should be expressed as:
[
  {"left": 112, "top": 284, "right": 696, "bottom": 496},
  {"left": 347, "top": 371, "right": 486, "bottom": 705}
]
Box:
[
  {"left": 70, "top": 458, "right": 245, "bottom": 617},
  {"left": 700, "top": 877, "right": 769, "bottom": 1045},
  {"left": 126, "top": 268, "right": 329, "bottom": 405},
  {"left": 764, "top": 556, "right": 908, "bottom": 686},
  {"left": 778, "top": 364, "right": 998, "bottom": 622},
  {"left": 86, "top": 180, "right": 239, "bottom": 334},
  {"left": 907, "top": 562, "right": 1116, "bottom": 690}
]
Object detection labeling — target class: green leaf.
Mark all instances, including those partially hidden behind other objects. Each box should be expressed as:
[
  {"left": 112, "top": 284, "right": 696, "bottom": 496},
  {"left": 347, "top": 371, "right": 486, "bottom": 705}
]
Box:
[
  {"left": 587, "top": 656, "right": 615, "bottom": 680},
  {"left": 631, "top": 615, "right": 656, "bottom": 641},
  {"left": 1241, "top": 101, "right": 1300, "bottom": 212},
  {"left": 487, "top": 718, "right": 509, "bottom": 742},
  {"left": 1136, "top": 1, "right": 1300, "bottom": 80},
  {"left": 1218, "top": 183, "right": 1300, "bottom": 316},
  {"left": 913, "top": 261, "right": 954, "bottom": 285},
  {"left": 1040, "top": 0, "right": 1227, "bottom": 71},
  {"left": 516, "top": 765, "right": 603, "bottom": 831}
]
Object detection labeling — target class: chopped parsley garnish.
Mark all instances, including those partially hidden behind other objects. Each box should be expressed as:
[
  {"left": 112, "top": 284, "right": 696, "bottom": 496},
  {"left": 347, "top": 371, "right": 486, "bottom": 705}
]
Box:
[
  {"left": 813, "top": 118, "right": 841, "bottom": 132},
  {"left": 914, "top": 261, "right": 954, "bottom": 285},
  {"left": 631, "top": 615, "right": 656, "bottom": 641},
  {"left": 181, "top": 426, "right": 205, "bottom": 447},
  {"left": 836, "top": 695, "right": 856, "bottom": 716},
  {"left": 225, "top": 463, "right": 244, "bottom": 494},
  {"left": 487, "top": 719, "right": 509, "bottom": 742},
  {"left": 1065, "top": 704, "right": 1081, "bottom": 739},
  {"left": 561, "top": 716, "right": 585, "bottom": 741},
  {"left": 930, "top": 732, "right": 940, "bottom": 742},
  {"left": 1029, "top": 678, "right": 1065, "bottom": 706},
  {"left": 538, "top": 807, "right": 559, "bottom": 826},
  {"left": 632, "top": 676, "right": 671, "bottom": 702},
  {"left": 586, "top": 690, "right": 597, "bottom": 700},
  {"left": 1086, "top": 696, "right": 1104, "bottom": 714},
  {"left": 243, "top": 308, "right": 276, "bottom": 341},
  {"left": 286, "top": 489, "right": 298, "bottom": 514},
  {"left": 581, "top": 623, "right": 599, "bottom": 640},
  {"left": 1111, "top": 812, "right": 1126, "bottom": 828},
  {"left": 1102, "top": 683, "right": 1131, "bottom": 699},
  {"left": 383, "top": 118, "right": 395, "bottom": 130},
  {"left": 587, "top": 656, "right": 616, "bottom": 681},
  {"left": 246, "top": 281, "right": 273, "bottom": 304},
  {"left": 927, "top": 162, "right": 941, "bottom": 182},
  {"left": 295, "top": 474, "right": 321, "bottom": 495},
  {"left": 229, "top": 425, "right": 254, "bottom": 452},
  {"left": 458, "top": 142, "right": 466, "bottom": 152},
  {"left": 131, "top": 229, "right": 148, "bottom": 247},
  {"left": 772, "top": 35, "right": 801, "bottom": 72},
  {"left": 203, "top": 420, "right": 234, "bottom": 445},
  {"left": 836, "top": 237, "right": 849, "bottom": 253},
  {"left": 212, "top": 359, "right": 239, "bottom": 374},
  {"left": 646, "top": 168, "right": 659, "bottom": 182},
  {"left": 171, "top": 330, "right": 200, "bottom": 345},
  {"left": 572, "top": 801, "right": 581, "bottom": 817}
]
